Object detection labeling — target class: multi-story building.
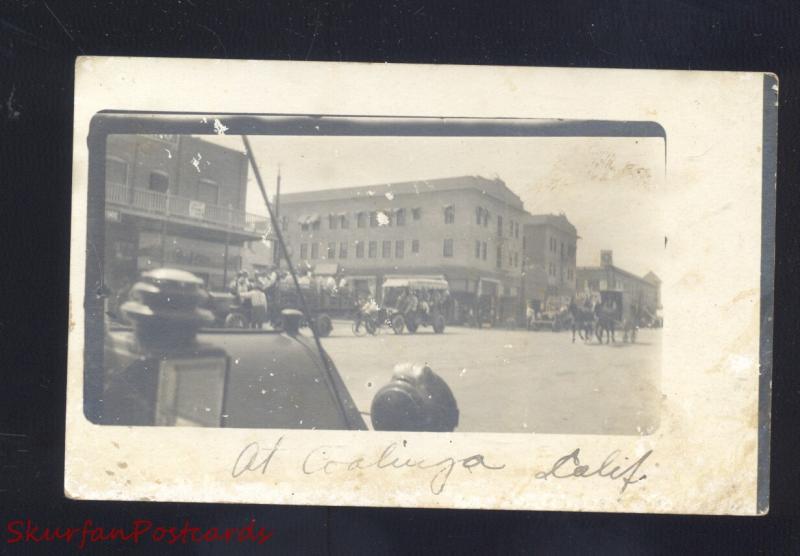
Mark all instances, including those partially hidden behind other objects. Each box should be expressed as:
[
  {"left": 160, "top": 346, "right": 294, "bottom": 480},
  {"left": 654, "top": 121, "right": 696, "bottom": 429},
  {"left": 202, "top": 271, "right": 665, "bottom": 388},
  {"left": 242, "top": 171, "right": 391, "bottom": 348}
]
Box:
[
  {"left": 103, "top": 134, "right": 267, "bottom": 293},
  {"left": 576, "top": 250, "right": 661, "bottom": 315},
  {"left": 521, "top": 213, "right": 578, "bottom": 310},
  {"left": 277, "top": 175, "right": 528, "bottom": 323}
]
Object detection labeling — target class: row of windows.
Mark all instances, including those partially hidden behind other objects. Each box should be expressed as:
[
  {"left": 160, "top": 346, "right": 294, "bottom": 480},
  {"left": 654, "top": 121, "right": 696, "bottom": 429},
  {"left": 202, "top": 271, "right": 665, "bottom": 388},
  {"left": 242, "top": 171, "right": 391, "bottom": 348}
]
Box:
[
  {"left": 107, "top": 158, "right": 223, "bottom": 205},
  {"left": 299, "top": 239, "right": 422, "bottom": 260},
  {"left": 294, "top": 204, "right": 524, "bottom": 236},
  {"left": 297, "top": 208, "right": 425, "bottom": 232},
  {"left": 549, "top": 237, "right": 577, "bottom": 259},
  {"left": 548, "top": 263, "right": 575, "bottom": 281},
  {"left": 472, "top": 240, "right": 521, "bottom": 269},
  {"left": 475, "top": 206, "right": 521, "bottom": 239}
]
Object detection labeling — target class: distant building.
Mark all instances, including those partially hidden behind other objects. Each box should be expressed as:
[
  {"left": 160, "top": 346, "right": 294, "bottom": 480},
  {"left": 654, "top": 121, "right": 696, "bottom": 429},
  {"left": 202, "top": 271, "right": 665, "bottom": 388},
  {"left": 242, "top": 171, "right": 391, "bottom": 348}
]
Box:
[
  {"left": 103, "top": 134, "right": 267, "bottom": 292},
  {"left": 521, "top": 214, "right": 578, "bottom": 310},
  {"left": 576, "top": 251, "right": 660, "bottom": 315},
  {"left": 277, "top": 176, "right": 528, "bottom": 323}
]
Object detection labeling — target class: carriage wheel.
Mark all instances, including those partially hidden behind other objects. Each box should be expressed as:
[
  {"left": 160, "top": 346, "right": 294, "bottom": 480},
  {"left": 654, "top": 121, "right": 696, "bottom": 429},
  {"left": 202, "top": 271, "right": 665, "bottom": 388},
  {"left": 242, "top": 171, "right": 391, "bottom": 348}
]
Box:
[
  {"left": 391, "top": 314, "right": 405, "bottom": 334},
  {"left": 406, "top": 317, "right": 419, "bottom": 334},
  {"left": 315, "top": 314, "right": 333, "bottom": 337},
  {"left": 224, "top": 312, "right": 247, "bottom": 329},
  {"left": 365, "top": 318, "right": 378, "bottom": 336}
]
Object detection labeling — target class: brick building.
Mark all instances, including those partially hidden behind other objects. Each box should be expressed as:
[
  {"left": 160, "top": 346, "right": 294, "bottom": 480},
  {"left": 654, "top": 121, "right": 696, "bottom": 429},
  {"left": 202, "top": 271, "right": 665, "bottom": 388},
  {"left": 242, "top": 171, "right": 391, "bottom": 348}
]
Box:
[
  {"left": 576, "top": 250, "right": 661, "bottom": 316},
  {"left": 277, "top": 176, "right": 528, "bottom": 323},
  {"left": 521, "top": 214, "right": 578, "bottom": 311},
  {"left": 103, "top": 134, "right": 267, "bottom": 293}
]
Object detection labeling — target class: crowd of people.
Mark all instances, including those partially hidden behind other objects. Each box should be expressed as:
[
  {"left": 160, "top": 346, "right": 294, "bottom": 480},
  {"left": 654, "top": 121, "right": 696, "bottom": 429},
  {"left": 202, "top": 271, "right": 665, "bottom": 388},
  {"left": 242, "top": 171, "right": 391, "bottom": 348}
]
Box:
[
  {"left": 227, "top": 267, "right": 281, "bottom": 329},
  {"left": 352, "top": 288, "right": 452, "bottom": 333}
]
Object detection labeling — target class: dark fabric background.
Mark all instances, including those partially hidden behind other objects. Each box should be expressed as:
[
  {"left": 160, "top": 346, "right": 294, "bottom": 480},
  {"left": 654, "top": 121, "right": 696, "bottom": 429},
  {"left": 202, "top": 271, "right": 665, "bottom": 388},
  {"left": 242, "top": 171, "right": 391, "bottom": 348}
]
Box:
[{"left": 1, "top": 1, "right": 798, "bottom": 553}]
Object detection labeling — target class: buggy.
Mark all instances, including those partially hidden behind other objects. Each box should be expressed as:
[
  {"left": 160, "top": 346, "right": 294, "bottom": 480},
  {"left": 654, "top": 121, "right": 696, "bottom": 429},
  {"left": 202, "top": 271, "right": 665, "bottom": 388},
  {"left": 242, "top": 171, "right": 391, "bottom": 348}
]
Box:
[{"left": 381, "top": 275, "right": 449, "bottom": 334}]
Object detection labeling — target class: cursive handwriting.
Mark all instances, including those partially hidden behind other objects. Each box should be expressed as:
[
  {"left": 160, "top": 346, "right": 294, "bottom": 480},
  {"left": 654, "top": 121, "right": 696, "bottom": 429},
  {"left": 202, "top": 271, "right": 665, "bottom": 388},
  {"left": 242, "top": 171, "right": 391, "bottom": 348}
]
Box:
[
  {"left": 231, "top": 437, "right": 285, "bottom": 478},
  {"left": 535, "top": 448, "right": 652, "bottom": 495},
  {"left": 302, "top": 442, "right": 505, "bottom": 495}
]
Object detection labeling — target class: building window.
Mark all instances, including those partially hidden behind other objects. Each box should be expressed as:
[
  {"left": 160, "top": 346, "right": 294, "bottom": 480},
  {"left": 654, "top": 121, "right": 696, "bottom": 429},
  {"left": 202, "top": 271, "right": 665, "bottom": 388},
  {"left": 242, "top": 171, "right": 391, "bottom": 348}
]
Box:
[
  {"left": 412, "top": 207, "right": 422, "bottom": 221},
  {"left": 496, "top": 246, "right": 502, "bottom": 268},
  {"left": 475, "top": 240, "right": 481, "bottom": 259},
  {"left": 329, "top": 214, "right": 338, "bottom": 230},
  {"left": 197, "top": 179, "right": 219, "bottom": 205},
  {"left": 369, "top": 211, "right": 378, "bottom": 227},
  {"left": 561, "top": 242, "right": 564, "bottom": 258},
  {"left": 312, "top": 220, "right": 320, "bottom": 231},
  {"left": 509, "top": 252, "right": 513, "bottom": 266},
  {"left": 509, "top": 220, "right": 514, "bottom": 237},
  {"left": 483, "top": 210, "right": 489, "bottom": 227},
  {"left": 301, "top": 221, "right": 309, "bottom": 232},
  {"left": 443, "top": 239, "right": 454, "bottom": 257},
  {"left": 149, "top": 171, "right": 169, "bottom": 193},
  {"left": 444, "top": 205, "right": 455, "bottom": 224},
  {"left": 396, "top": 240, "right": 404, "bottom": 258},
  {"left": 497, "top": 215, "right": 503, "bottom": 236},
  {"left": 357, "top": 212, "right": 367, "bottom": 228},
  {"left": 339, "top": 242, "right": 348, "bottom": 259},
  {"left": 567, "top": 268, "right": 572, "bottom": 280},
  {"left": 311, "top": 243, "right": 319, "bottom": 259},
  {"left": 515, "top": 222, "right": 519, "bottom": 239},
  {"left": 514, "top": 252, "right": 518, "bottom": 267},
  {"left": 378, "top": 210, "right": 392, "bottom": 226},
  {"left": 412, "top": 239, "right": 420, "bottom": 253},
  {"left": 382, "top": 240, "right": 391, "bottom": 258},
  {"left": 522, "top": 236, "right": 527, "bottom": 249},
  {"left": 106, "top": 158, "right": 128, "bottom": 186},
  {"left": 300, "top": 244, "right": 308, "bottom": 259},
  {"left": 340, "top": 214, "right": 349, "bottom": 229},
  {"left": 356, "top": 241, "right": 364, "bottom": 258},
  {"left": 482, "top": 242, "right": 487, "bottom": 260},
  {"left": 368, "top": 241, "right": 377, "bottom": 258},
  {"left": 396, "top": 209, "right": 406, "bottom": 226},
  {"left": 327, "top": 242, "right": 336, "bottom": 259}
]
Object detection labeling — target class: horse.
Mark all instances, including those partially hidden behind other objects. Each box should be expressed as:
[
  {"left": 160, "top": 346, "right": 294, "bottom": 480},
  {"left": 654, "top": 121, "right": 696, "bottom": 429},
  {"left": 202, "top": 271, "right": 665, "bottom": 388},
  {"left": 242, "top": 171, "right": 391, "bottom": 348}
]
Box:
[
  {"left": 569, "top": 302, "right": 595, "bottom": 343},
  {"left": 595, "top": 302, "right": 617, "bottom": 344}
]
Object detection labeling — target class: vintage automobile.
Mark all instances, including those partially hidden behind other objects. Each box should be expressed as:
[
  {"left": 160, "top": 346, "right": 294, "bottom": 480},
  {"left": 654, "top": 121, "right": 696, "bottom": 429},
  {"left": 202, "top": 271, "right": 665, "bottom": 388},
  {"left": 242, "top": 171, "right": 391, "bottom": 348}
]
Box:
[
  {"left": 100, "top": 268, "right": 460, "bottom": 430},
  {"left": 86, "top": 113, "right": 466, "bottom": 431},
  {"left": 203, "top": 274, "right": 334, "bottom": 336},
  {"left": 381, "top": 275, "right": 449, "bottom": 334}
]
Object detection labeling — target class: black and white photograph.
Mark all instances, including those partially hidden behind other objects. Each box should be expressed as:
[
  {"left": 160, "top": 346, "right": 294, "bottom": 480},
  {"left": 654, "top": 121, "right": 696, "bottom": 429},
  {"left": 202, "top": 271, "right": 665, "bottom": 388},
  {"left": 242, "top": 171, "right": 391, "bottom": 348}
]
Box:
[
  {"left": 63, "top": 57, "right": 774, "bottom": 515},
  {"left": 88, "top": 115, "right": 666, "bottom": 436}
]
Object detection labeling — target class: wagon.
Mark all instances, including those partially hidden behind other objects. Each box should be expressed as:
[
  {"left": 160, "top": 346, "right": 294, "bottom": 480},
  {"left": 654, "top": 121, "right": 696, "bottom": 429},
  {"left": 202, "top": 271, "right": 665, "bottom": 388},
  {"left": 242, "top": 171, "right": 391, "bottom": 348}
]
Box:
[{"left": 381, "top": 275, "right": 449, "bottom": 334}]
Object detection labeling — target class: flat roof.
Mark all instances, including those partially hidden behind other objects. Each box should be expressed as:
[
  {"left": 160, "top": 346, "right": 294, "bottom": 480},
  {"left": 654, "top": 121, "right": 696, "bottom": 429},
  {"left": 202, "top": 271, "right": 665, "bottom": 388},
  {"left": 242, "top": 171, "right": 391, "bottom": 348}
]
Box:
[{"left": 279, "top": 175, "right": 525, "bottom": 209}]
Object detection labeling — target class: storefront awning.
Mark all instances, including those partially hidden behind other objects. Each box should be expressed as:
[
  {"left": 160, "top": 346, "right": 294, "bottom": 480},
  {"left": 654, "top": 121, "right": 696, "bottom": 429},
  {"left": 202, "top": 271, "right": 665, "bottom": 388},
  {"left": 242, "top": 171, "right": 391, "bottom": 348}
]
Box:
[
  {"left": 382, "top": 275, "right": 449, "bottom": 290},
  {"left": 313, "top": 262, "right": 339, "bottom": 276},
  {"left": 296, "top": 214, "right": 321, "bottom": 225}
]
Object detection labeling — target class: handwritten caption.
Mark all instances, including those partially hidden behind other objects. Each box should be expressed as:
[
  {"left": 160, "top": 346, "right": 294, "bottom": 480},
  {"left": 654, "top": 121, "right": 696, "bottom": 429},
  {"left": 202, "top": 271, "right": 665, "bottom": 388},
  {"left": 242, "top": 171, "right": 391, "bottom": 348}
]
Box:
[{"left": 231, "top": 437, "right": 652, "bottom": 496}]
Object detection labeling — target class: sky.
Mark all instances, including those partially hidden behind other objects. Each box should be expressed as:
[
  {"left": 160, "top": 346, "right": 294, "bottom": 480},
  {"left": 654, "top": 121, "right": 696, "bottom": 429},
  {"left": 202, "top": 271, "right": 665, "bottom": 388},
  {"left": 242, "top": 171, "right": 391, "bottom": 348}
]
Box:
[{"left": 202, "top": 134, "right": 666, "bottom": 277}]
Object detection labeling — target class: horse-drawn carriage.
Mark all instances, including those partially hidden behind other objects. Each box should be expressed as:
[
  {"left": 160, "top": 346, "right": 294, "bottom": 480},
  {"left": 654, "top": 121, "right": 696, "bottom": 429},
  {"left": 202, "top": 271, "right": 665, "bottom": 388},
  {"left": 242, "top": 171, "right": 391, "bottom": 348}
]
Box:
[
  {"left": 527, "top": 297, "right": 572, "bottom": 332},
  {"left": 596, "top": 289, "right": 641, "bottom": 343},
  {"left": 381, "top": 275, "right": 449, "bottom": 334},
  {"left": 566, "top": 289, "right": 645, "bottom": 344}
]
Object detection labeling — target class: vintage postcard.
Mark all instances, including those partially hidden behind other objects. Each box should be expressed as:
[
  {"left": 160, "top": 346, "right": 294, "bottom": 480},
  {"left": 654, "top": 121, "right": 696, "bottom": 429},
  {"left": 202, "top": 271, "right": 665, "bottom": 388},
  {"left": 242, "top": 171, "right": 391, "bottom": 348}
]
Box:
[{"left": 65, "top": 58, "right": 776, "bottom": 514}]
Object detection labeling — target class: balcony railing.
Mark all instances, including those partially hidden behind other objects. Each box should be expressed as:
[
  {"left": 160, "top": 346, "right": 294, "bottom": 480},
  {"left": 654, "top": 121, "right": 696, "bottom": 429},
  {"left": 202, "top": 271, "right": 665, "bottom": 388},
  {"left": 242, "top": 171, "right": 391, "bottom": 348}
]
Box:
[{"left": 106, "top": 183, "right": 268, "bottom": 235}]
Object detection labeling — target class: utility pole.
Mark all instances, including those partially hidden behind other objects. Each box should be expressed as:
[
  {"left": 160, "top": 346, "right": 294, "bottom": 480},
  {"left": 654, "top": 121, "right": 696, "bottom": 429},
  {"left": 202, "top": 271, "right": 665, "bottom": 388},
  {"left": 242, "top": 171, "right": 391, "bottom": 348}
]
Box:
[{"left": 273, "top": 167, "right": 281, "bottom": 267}]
